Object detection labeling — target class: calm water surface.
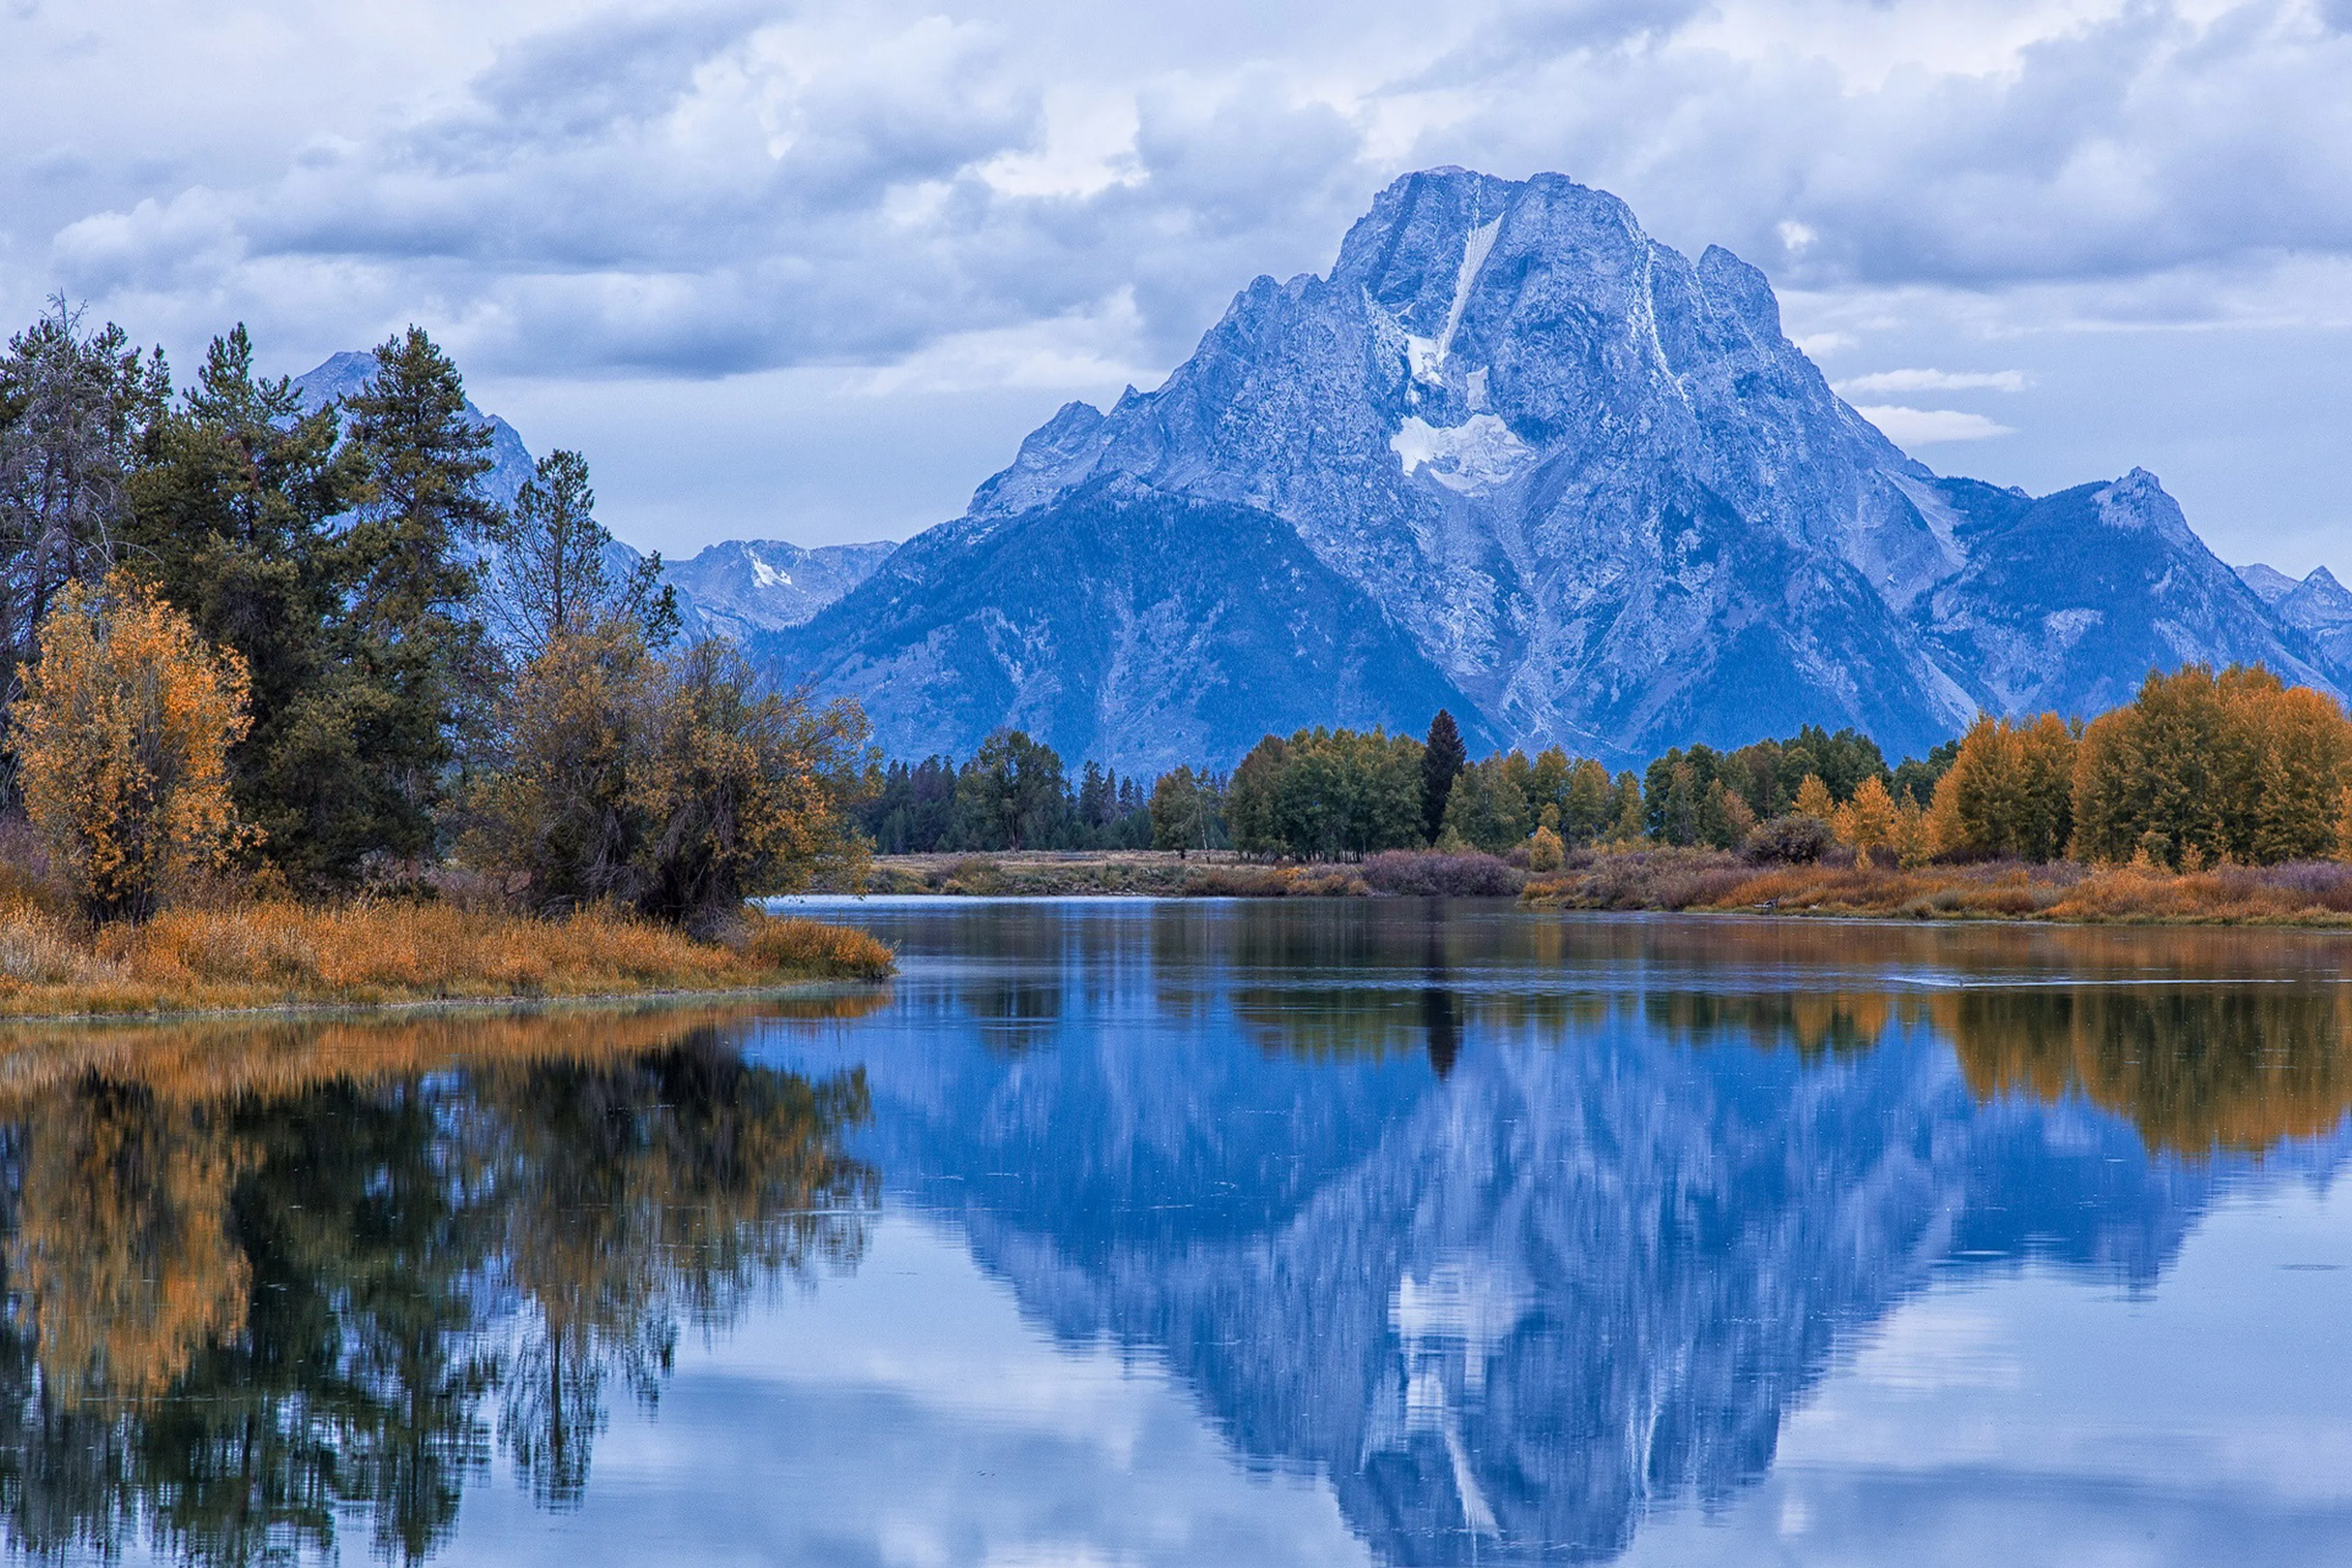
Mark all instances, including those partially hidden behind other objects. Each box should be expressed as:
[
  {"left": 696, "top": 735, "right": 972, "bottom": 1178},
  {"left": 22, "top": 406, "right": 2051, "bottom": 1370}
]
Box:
[{"left": 13, "top": 899, "right": 2352, "bottom": 1566}]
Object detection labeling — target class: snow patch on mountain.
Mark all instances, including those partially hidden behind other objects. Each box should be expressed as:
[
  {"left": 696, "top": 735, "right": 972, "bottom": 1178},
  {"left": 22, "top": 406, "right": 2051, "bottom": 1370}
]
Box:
[{"left": 1391, "top": 414, "right": 1537, "bottom": 493}]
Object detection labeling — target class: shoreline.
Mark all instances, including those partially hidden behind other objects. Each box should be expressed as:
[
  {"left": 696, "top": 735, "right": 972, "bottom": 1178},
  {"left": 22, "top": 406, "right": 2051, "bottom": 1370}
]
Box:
[
  {"left": 807, "top": 850, "right": 2352, "bottom": 929},
  {"left": 0, "top": 976, "right": 888, "bottom": 1030}
]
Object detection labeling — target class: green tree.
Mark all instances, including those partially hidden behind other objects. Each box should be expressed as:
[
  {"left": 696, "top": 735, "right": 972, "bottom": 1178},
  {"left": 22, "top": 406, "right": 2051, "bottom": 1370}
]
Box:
[
  {"left": 334, "top": 327, "right": 503, "bottom": 867},
  {"left": 1439, "top": 754, "right": 1531, "bottom": 852},
  {"left": 120, "top": 325, "right": 363, "bottom": 879},
  {"left": 0, "top": 299, "right": 170, "bottom": 716},
  {"left": 1562, "top": 758, "right": 1615, "bottom": 846},
  {"left": 1227, "top": 735, "right": 1290, "bottom": 857},
  {"left": 486, "top": 448, "right": 678, "bottom": 659},
  {"left": 954, "top": 729, "right": 1067, "bottom": 850},
  {"left": 1421, "top": 710, "right": 1466, "bottom": 844},
  {"left": 1149, "top": 765, "right": 1224, "bottom": 852}
]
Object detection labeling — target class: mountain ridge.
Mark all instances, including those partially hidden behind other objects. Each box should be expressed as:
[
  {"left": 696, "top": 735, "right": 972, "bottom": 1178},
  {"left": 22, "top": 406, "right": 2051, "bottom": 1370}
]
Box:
[{"left": 763, "top": 168, "right": 2344, "bottom": 771}]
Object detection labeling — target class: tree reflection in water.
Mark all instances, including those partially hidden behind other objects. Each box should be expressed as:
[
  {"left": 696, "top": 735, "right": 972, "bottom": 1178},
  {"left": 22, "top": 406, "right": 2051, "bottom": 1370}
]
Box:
[{"left": 0, "top": 1001, "right": 879, "bottom": 1564}]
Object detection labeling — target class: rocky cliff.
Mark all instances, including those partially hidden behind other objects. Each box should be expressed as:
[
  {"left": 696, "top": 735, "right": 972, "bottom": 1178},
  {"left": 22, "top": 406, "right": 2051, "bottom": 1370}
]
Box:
[{"left": 765, "top": 169, "right": 2342, "bottom": 771}]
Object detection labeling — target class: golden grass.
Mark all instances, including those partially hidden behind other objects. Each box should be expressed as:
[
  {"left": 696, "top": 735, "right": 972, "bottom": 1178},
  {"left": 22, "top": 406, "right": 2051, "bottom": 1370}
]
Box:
[
  {"left": 1521, "top": 848, "right": 2352, "bottom": 926},
  {"left": 0, "top": 898, "right": 894, "bottom": 1018}
]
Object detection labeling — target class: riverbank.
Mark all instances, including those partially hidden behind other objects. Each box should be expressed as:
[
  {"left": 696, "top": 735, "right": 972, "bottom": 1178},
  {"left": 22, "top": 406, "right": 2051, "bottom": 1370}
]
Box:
[
  {"left": 0, "top": 900, "right": 894, "bottom": 1019},
  {"left": 1520, "top": 849, "right": 2352, "bottom": 925},
  {"left": 834, "top": 847, "right": 2352, "bottom": 925}
]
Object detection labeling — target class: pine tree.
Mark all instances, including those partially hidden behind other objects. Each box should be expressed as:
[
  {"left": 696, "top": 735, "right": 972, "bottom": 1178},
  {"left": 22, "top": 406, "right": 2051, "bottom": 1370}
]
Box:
[
  {"left": 331, "top": 326, "right": 503, "bottom": 868},
  {"left": 486, "top": 448, "right": 677, "bottom": 659},
  {"left": 0, "top": 299, "right": 170, "bottom": 713},
  {"left": 1421, "top": 710, "right": 1466, "bottom": 845},
  {"left": 121, "top": 325, "right": 359, "bottom": 881}
]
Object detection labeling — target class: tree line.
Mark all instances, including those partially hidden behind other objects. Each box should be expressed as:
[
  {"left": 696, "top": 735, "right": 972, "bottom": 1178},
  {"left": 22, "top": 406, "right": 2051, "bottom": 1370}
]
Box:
[
  {"left": 879, "top": 666, "right": 2352, "bottom": 871},
  {"left": 0, "top": 304, "right": 867, "bottom": 931}
]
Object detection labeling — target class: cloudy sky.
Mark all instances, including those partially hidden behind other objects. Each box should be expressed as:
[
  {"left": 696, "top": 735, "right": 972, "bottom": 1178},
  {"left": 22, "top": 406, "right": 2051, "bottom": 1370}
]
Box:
[{"left": 5, "top": 0, "right": 2349, "bottom": 576}]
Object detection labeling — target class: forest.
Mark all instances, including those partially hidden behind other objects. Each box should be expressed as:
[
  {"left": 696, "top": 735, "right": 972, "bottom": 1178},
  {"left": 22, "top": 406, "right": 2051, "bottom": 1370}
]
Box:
[
  {"left": 0, "top": 304, "right": 872, "bottom": 978},
  {"left": 866, "top": 669, "right": 2352, "bottom": 875}
]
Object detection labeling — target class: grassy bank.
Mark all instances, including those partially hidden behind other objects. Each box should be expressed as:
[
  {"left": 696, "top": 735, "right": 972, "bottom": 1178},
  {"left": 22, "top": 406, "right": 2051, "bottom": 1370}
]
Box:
[
  {"left": 1522, "top": 848, "right": 2352, "bottom": 925},
  {"left": 0, "top": 900, "right": 894, "bottom": 1019},
  {"left": 852, "top": 849, "right": 1518, "bottom": 898},
  {"left": 845, "top": 847, "right": 2352, "bottom": 926}
]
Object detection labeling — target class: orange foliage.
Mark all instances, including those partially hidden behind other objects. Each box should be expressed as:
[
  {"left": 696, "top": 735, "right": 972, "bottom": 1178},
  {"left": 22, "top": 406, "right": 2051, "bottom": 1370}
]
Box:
[{"left": 12, "top": 572, "right": 252, "bottom": 924}]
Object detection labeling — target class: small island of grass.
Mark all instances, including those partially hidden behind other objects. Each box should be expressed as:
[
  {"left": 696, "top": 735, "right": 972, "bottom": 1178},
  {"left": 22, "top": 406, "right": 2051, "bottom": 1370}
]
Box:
[{"left": 0, "top": 899, "right": 892, "bottom": 1020}]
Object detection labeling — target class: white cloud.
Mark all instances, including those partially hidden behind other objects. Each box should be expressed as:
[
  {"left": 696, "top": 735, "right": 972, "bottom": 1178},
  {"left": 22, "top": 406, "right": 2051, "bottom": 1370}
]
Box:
[
  {"left": 1836, "top": 367, "right": 2031, "bottom": 394},
  {"left": 3, "top": 0, "right": 2348, "bottom": 563},
  {"left": 1851, "top": 405, "right": 2019, "bottom": 445}
]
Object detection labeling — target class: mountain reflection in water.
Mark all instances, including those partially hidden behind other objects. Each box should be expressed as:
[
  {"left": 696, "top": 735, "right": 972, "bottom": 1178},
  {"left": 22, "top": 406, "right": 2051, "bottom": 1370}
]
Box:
[{"left": 6, "top": 903, "right": 2352, "bottom": 1565}]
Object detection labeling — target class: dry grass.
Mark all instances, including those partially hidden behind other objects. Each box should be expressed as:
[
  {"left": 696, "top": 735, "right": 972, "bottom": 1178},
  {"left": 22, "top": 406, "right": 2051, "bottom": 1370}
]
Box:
[
  {"left": 0, "top": 897, "right": 894, "bottom": 1019},
  {"left": 743, "top": 914, "right": 896, "bottom": 980},
  {"left": 1521, "top": 847, "right": 2352, "bottom": 926}
]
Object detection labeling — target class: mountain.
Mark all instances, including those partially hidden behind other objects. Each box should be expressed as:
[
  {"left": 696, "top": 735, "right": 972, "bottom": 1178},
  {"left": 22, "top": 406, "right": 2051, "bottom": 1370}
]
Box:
[
  {"left": 2237, "top": 561, "right": 2304, "bottom": 605},
  {"left": 2263, "top": 565, "right": 2352, "bottom": 672},
  {"left": 291, "top": 351, "right": 890, "bottom": 641},
  {"left": 763, "top": 168, "right": 2343, "bottom": 772},
  {"left": 769, "top": 482, "right": 1497, "bottom": 764},
  {"left": 661, "top": 537, "right": 897, "bottom": 638}
]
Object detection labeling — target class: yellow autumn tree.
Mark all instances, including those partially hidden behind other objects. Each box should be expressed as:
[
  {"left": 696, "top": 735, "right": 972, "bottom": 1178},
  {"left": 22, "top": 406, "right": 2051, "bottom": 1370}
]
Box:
[
  {"left": 2073, "top": 665, "right": 2352, "bottom": 867},
  {"left": 1928, "top": 713, "right": 2076, "bottom": 863},
  {"left": 12, "top": 573, "right": 253, "bottom": 924},
  {"left": 1835, "top": 776, "right": 1902, "bottom": 866},
  {"left": 1793, "top": 774, "right": 1836, "bottom": 823},
  {"left": 2337, "top": 785, "right": 2352, "bottom": 863}
]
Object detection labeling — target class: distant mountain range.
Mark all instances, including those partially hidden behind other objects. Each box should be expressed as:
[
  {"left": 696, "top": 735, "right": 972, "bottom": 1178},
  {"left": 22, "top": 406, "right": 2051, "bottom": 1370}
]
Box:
[
  {"left": 289, "top": 355, "right": 895, "bottom": 642},
  {"left": 295, "top": 169, "right": 2352, "bottom": 769}
]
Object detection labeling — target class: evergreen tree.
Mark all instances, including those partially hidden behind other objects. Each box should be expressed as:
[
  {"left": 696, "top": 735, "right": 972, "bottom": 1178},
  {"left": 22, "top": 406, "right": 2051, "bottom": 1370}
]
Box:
[
  {"left": 955, "top": 730, "right": 1066, "bottom": 850},
  {"left": 0, "top": 299, "right": 169, "bottom": 716},
  {"left": 120, "top": 326, "right": 360, "bottom": 878},
  {"left": 331, "top": 327, "right": 504, "bottom": 869},
  {"left": 1421, "top": 710, "right": 1466, "bottom": 845},
  {"left": 486, "top": 448, "right": 677, "bottom": 659},
  {"left": 1563, "top": 759, "right": 1615, "bottom": 846}
]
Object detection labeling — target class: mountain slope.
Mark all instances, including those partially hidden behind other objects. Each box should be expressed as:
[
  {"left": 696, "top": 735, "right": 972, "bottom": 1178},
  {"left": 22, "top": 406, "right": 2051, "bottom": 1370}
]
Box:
[
  {"left": 663, "top": 538, "right": 897, "bottom": 637},
  {"left": 772, "top": 167, "right": 2342, "bottom": 767},
  {"left": 758, "top": 484, "right": 1497, "bottom": 772}
]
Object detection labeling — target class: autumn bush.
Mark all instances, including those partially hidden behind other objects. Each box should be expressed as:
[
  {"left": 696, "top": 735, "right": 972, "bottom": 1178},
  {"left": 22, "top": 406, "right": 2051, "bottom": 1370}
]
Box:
[
  {"left": 467, "top": 629, "right": 872, "bottom": 935},
  {"left": 1359, "top": 849, "right": 1522, "bottom": 897},
  {"left": 11, "top": 574, "right": 253, "bottom": 924}
]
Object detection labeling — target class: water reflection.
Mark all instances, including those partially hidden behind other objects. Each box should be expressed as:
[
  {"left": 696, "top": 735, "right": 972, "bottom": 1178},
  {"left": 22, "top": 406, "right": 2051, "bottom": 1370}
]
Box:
[
  {"left": 764, "top": 901, "right": 2352, "bottom": 1566},
  {"left": 0, "top": 1002, "right": 881, "bottom": 1564},
  {"left": 6, "top": 904, "right": 2352, "bottom": 1565}
]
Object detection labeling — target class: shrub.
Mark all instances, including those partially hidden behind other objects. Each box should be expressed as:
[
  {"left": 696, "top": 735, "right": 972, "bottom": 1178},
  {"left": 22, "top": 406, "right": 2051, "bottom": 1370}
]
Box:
[
  {"left": 1359, "top": 850, "right": 1521, "bottom": 897},
  {"left": 1743, "top": 814, "right": 1835, "bottom": 865},
  {"left": 11, "top": 574, "right": 253, "bottom": 925}
]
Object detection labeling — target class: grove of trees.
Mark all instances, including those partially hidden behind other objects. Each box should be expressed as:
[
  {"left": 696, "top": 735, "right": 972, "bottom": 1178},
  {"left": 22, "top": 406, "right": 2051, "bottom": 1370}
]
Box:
[
  {"left": 878, "top": 669, "right": 2352, "bottom": 873},
  {"left": 0, "top": 304, "right": 867, "bottom": 933}
]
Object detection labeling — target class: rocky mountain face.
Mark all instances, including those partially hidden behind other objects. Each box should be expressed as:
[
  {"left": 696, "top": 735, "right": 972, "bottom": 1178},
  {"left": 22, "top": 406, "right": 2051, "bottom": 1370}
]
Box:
[
  {"left": 763, "top": 168, "right": 2344, "bottom": 772},
  {"left": 662, "top": 537, "right": 897, "bottom": 639},
  {"left": 2243, "top": 563, "right": 2352, "bottom": 672}
]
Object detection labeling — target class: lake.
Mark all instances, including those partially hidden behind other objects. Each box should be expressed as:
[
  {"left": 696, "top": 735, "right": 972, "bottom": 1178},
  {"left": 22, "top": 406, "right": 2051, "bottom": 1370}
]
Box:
[{"left": 10, "top": 898, "right": 2352, "bottom": 1566}]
